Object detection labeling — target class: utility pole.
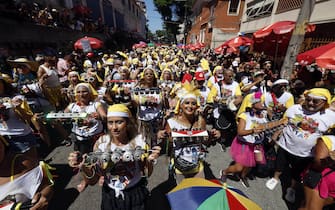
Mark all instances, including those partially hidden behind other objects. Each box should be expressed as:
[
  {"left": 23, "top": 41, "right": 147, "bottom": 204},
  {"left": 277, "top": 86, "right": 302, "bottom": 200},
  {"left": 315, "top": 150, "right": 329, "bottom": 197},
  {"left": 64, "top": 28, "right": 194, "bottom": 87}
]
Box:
[
  {"left": 280, "top": 0, "right": 316, "bottom": 80},
  {"left": 176, "top": 0, "right": 188, "bottom": 45}
]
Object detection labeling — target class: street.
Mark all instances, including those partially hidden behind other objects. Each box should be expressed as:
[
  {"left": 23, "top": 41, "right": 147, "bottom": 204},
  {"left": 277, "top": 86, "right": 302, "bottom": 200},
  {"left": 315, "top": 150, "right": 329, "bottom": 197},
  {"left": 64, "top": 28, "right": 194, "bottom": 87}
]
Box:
[{"left": 46, "top": 142, "right": 288, "bottom": 210}]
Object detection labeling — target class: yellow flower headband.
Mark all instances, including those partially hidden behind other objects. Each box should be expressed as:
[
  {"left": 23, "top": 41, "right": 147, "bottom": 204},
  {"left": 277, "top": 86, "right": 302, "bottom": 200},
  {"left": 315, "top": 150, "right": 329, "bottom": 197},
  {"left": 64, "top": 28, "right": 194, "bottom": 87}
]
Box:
[{"left": 174, "top": 81, "right": 201, "bottom": 114}]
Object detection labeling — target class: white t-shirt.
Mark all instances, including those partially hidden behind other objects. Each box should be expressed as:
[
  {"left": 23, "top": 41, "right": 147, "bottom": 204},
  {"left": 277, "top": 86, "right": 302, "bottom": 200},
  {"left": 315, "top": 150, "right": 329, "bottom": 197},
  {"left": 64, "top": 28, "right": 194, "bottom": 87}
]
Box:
[
  {"left": 277, "top": 105, "right": 335, "bottom": 157},
  {"left": 237, "top": 111, "right": 268, "bottom": 144},
  {"left": 67, "top": 102, "right": 103, "bottom": 140}
]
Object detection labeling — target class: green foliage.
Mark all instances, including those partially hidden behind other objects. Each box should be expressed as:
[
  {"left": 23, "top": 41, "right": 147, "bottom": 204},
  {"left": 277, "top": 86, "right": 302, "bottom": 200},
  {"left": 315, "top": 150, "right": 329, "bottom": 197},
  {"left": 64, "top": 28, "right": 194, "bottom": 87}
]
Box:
[{"left": 153, "top": 0, "right": 194, "bottom": 42}]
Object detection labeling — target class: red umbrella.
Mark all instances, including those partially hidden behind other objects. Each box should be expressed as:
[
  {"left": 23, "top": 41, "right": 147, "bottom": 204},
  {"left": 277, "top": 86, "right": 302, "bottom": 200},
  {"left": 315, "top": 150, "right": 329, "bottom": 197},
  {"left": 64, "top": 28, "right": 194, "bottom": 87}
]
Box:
[
  {"left": 72, "top": 5, "right": 91, "bottom": 15},
  {"left": 253, "top": 21, "right": 315, "bottom": 56},
  {"left": 315, "top": 44, "right": 335, "bottom": 69},
  {"left": 222, "top": 36, "right": 254, "bottom": 48},
  {"left": 74, "top": 36, "right": 103, "bottom": 50},
  {"left": 297, "top": 42, "right": 335, "bottom": 67}
]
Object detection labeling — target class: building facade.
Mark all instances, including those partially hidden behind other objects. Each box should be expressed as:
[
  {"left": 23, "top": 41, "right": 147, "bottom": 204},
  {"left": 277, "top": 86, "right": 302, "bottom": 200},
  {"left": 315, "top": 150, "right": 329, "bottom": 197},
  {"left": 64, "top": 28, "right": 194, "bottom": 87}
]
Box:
[
  {"left": 187, "top": 0, "right": 245, "bottom": 48},
  {"left": 239, "top": 0, "right": 335, "bottom": 52}
]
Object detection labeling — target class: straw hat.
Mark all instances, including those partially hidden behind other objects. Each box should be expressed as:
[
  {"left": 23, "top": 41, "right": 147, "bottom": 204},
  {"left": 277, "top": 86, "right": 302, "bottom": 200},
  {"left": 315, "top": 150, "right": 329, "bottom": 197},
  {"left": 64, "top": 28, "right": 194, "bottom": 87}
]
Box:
[{"left": 7, "top": 58, "right": 39, "bottom": 71}]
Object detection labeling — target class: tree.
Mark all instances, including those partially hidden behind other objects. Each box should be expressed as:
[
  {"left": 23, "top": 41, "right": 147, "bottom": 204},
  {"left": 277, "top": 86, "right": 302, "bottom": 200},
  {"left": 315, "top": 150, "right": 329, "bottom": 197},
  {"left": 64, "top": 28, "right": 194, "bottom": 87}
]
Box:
[{"left": 153, "top": 0, "right": 194, "bottom": 42}]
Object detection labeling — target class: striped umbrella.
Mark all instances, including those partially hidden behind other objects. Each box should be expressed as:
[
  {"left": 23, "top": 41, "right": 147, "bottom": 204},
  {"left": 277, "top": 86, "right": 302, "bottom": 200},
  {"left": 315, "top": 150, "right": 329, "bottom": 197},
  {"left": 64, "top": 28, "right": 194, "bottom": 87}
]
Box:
[{"left": 167, "top": 178, "right": 262, "bottom": 210}]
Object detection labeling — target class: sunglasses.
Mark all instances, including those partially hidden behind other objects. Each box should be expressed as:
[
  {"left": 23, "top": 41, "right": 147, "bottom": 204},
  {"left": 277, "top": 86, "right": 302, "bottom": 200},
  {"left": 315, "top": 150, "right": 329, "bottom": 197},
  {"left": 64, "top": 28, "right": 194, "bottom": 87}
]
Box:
[
  {"left": 305, "top": 97, "right": 325, "bottom": 105},
  {"left": 84, "top": 77, "right": 96, "bottom": 83}
]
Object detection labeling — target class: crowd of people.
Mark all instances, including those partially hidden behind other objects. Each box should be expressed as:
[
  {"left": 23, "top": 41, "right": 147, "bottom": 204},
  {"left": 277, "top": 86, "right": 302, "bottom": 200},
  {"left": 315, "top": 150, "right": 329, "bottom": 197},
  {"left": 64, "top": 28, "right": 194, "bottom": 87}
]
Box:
[
  {"left": 1, "top": 44, "right": 335, "bottom": 210},
  {"left": 1, "top": 1, "right": 105, "bottom": 33}
]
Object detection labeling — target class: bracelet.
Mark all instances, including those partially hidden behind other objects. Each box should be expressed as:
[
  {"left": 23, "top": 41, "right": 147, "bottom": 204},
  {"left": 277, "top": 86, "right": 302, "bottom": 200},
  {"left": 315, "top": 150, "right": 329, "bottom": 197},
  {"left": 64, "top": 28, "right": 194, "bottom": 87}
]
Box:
[{"left": 83, "top": 167, "right": 96, "bottom": 179}]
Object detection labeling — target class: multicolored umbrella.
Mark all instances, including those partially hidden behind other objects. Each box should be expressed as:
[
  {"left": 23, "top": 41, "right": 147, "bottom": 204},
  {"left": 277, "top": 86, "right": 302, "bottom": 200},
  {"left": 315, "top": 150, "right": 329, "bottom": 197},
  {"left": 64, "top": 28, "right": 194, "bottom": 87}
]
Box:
[{"left": 167, "top": 178, "right": 262, "bottom": 210}]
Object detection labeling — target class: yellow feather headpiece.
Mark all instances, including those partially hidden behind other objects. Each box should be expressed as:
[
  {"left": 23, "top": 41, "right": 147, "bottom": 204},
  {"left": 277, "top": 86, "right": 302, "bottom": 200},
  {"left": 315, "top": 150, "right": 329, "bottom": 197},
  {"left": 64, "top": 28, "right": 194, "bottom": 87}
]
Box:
[
  {"left": 174, "top": 81, "right": 201, "bottom": 114},
  {"left": 200, "top": 58, "right": 210, "bottom": 71},
  {"left": 117, "top": 51, "right": 128, "bottom": 60}
]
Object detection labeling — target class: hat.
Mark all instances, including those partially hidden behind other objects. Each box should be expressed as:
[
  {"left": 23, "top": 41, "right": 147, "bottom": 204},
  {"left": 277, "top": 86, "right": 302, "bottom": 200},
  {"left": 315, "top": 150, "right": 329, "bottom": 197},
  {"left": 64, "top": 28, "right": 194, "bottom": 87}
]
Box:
[
  {"left": 253, "top": 70, "right": 265, "bottom": 77},
  {"left": 107, "top": 104, "right": 131, "bottom": 118},
  {"left": 251, "top": 91, "right": 263, "bottom": 104},
  {"left": 105, "top": 58, "right": 114, "bottom": 65},
  {"left": 74, "top": 83, "right": 98, "bottom": 100},
  {"left": 272, "top": 79, "right": 289, "bottom": 86},
  {"left": 7, "top": 58, "right": 39, "bottom": 71},
  {"left": 304, "top": 88, "right": 331, "bottom": 104},
  {"left": 195, "top": 71, "right": 205, "bottom": 81}
]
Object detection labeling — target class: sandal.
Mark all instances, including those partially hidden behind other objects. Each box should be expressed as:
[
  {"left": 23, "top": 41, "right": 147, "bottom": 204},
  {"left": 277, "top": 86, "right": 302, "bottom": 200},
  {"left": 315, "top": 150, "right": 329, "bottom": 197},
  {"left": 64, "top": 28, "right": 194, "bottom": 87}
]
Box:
[{"left": 77, "top": 181, "right": 88, "bottom": 193}]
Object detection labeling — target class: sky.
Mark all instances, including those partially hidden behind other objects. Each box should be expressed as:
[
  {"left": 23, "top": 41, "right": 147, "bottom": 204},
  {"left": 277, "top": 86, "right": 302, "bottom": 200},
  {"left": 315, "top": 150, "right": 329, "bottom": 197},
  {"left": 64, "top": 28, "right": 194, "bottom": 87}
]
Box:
[{"left": 145, "top": 0, "right": 163, "bottom": 32}]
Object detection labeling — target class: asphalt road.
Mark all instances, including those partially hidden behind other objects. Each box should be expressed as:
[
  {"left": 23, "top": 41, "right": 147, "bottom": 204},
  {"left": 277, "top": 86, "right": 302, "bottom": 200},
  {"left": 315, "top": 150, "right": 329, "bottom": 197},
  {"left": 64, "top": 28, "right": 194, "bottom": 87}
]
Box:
[{"left": 45, "top": 142, "right": 291, "bottom": 210}]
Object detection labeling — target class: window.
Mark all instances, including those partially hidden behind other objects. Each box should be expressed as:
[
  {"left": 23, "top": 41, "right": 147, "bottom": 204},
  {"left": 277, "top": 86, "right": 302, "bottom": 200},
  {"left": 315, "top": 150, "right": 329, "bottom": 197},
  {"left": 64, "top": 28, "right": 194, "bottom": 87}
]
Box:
[
  {"left": 246, "top": 0, "right": 274, "bottom": 20},
  {"left": 228, "top": 0, "right": 240, "bottom": 15}
]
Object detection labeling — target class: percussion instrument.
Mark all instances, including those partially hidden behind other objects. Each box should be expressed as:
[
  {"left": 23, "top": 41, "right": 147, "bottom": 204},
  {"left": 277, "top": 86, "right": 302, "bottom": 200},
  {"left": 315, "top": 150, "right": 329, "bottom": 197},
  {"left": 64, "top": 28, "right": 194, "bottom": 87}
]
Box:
[
  {"left": 46, "top": 112, "right": 88, "bottom": 119},
  {"left": 171, "top": 129, "right": 209, "bottom": 148},
  {"left": 133, "top": 87, "right": 161, "bottom": 106},
  {"left": 83, "top": 146, "right": 146, "bottom": 170}
]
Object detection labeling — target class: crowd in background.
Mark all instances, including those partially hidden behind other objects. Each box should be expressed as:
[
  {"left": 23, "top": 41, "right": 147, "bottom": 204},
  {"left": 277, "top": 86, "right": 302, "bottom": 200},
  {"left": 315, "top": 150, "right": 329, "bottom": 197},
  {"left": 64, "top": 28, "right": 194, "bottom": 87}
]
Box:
[{"left": 1, "top": 45, "right": 335, "bottom": 210}]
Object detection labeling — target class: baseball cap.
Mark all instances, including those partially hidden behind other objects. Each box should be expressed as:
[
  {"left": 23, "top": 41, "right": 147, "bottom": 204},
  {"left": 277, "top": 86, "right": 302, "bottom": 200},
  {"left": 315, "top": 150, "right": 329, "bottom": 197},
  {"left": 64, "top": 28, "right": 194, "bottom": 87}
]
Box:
[{"left": 195, "top": 72, "right": 205, "bottom": 81}]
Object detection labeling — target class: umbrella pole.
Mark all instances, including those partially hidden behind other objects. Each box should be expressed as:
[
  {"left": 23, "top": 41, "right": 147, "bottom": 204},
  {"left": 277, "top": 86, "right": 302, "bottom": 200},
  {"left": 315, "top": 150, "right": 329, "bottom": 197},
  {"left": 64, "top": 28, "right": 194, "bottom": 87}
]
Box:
[{"left": 274, "top": 37, "right": 279, "bottom": 75}]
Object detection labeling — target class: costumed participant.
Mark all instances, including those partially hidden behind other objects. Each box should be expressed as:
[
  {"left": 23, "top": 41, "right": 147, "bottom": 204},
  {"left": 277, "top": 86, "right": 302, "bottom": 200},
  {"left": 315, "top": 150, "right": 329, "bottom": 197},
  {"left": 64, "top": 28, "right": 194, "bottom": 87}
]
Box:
[
  {"left": 240, "top": 70, "right": 267, "bottom": 95},
  {"left": 206, "top": 68, "right": 242, "bottom": 147},
  {"left": 264, "top": 79, "right": 294, "bottom": 121},
  {"left": 8, "top": 58, "right": 37, "bottom": 89},
  {"left": 207, "top": 68, "right": 242, "bottom": 108},
  {"left": 219, "top": 91, "right": 269, "bottom": 188},
  {"left": 266, "top": 88, "right": 335, "bottom": 204},
  {"left": 0, "top": 137, "right": 54, "bottom": 210},
  {"left": 194, "top": 71, "right": 210, "bottom": 112},
  {"left": 66, "top": 71, "right": 81, "bottom": 103},
  {"left": 207, "top": 66, "right": 223, "bottom": 91},
  {"left": 64, "top": 83, "right": 106, "bottom": 192},
  {"left": 299, "top": 135, "right": 335, "bottom": 210},
  {"left": 82, "top": 71, "right": 105, "bottom": 103},
  {"left": 134, "top": 67, "right": 162, "bottom": 148},
  {"left": 0, "top": 76, "right": 41, "bottom": 156},
  {"left": 37, "top": 55, "right": 64, "bottom": 110},
  {"left": 157, "top": 82, "right": 221, "bottom": 183},
  {"left": 68, "top": 104, "right": 160, "bottom": 210},
  {"left": 159, "top": 68, "right": 175, "bottom": 110}
]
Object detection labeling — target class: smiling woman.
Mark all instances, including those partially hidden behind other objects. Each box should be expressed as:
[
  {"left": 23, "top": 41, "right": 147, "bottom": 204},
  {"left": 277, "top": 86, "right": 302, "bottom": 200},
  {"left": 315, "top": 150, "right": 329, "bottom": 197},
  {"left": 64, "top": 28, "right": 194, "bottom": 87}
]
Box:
[
  {"left": 68, "top": 104, "right": 161, "bottom": 210},
  {"left": 157, "top": 82, "right": 221, "bottom": 183}
]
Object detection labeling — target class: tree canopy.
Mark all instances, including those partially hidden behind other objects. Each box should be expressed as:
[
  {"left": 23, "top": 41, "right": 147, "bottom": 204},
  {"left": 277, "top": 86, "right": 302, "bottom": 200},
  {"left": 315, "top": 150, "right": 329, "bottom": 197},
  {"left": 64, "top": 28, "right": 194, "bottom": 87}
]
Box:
[{"left": 153, "top": 0, "right": 194, "bottom": 42}]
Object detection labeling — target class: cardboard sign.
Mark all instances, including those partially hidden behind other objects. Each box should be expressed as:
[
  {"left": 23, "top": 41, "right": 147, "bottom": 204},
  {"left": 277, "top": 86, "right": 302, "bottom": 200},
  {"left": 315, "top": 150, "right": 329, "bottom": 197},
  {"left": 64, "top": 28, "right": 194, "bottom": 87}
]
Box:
[{"left": 81, "top": 39, "right": 92, "bottom": 53}]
